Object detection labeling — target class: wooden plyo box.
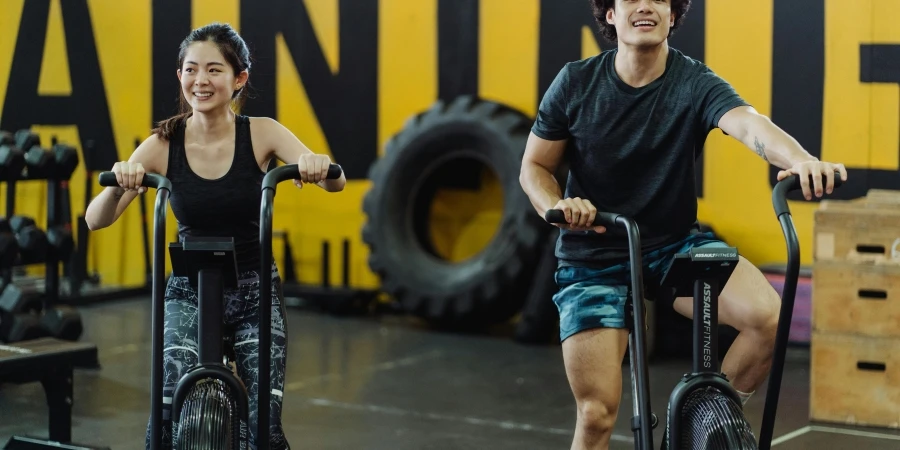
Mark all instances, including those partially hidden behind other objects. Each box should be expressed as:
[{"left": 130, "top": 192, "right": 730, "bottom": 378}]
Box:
[
  {"left": 810, "top": 331, "right": 900, "bottom": 429},
  {"left": 812, "top": 260, "right": 900, "bottom": 337},
  {"left": 814, "top": 191, "right": 900, "bottom": 264},
  {"left": 810, "top": 189, "right": 900, "bottom": 429}
]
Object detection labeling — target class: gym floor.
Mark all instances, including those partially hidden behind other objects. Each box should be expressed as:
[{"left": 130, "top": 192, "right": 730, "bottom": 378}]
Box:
[{"left": 2, "top": 297, "right": 899, "bottom": 449}]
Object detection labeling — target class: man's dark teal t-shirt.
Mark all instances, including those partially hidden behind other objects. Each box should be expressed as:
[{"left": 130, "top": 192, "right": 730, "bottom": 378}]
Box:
[{"left": 531, "top": 47, "right": 750, "bottom": 268}]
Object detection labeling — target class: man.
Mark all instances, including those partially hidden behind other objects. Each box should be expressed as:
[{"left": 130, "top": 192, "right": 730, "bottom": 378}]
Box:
[{"left": 518, "top": 0, "right": 847, "bottom": 449}]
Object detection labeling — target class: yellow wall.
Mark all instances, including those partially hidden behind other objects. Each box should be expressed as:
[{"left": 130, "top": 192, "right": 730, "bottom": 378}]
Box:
[{"left": 0, "top": 0, "right": 897, "bottom": 293}]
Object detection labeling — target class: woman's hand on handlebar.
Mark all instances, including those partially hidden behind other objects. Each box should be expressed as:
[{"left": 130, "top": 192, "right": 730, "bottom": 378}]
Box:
[
  {"left": 111, "top": 161, "right": 147, "bottom": 195},
  {"left": 550, "top": 198, "right": 607, "bottom": 233},
  {"left": 294, "top": 153, "right": 333, "bottom": 188}
]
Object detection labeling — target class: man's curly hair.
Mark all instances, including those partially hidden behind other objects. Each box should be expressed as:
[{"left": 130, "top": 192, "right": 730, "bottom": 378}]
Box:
[{"left": 590, "top": 0, "right": 692, "bottom": 43}]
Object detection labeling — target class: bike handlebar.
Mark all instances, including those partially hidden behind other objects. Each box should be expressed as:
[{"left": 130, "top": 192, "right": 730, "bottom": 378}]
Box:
[
  {"left": 98, "top": 163, "right": 342, "bottom": 193},
  {"left": 760, "top": 169, "right": 844, "bottom": 449},
  {"left": 772, "top": 170, "right": 843, "bottom": 217},
  {"left": 544, "top": 209, "right": 620, "bottom": 228},
  {"left": 262, "top": 163, "right": 343, "bottom": 191},
  {"left": 98, "top": 171, "right": 172, "bottom": 191},
  {"left": 544, "top": 170, "right": 845, "bottom": 227}
]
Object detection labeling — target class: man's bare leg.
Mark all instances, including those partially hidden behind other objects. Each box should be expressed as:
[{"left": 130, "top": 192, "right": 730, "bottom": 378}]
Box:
[
  {"left": 672, "top": 256, "right": 781, "bottom": 395},
  {"left": 562, "top": 327, "right": 630, "bottom": 450}
]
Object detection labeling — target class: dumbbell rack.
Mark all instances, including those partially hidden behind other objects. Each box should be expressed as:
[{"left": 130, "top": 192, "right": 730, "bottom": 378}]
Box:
[
  {"left": 0, "top": 129, "right": 83, "bottom": 344},
  {"left": 61, "top": 138, "right": 153, "bottom": 306}
]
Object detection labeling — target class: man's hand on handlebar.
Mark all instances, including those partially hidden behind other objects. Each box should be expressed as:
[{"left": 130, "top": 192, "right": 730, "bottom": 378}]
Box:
[
  {"left": 548, "top": 198, "right": 607, "bottom": 233},
  {"left": 776, "top": 160, "right": 848, "bottom": 201},
  {"left": 111, "top": 161, "right": 147, "bottom": 195}
]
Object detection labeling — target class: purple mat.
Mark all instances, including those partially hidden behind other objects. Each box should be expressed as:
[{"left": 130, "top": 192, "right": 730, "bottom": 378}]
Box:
[{"left": 765, "top": 274, "right": 813, "bottom": 344}]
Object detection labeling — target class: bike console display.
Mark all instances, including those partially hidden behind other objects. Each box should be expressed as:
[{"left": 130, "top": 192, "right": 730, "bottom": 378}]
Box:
[
  {"left": 659, "top": 246, "right": 739, "bottom": 298},
  {"left": 169, "top": 236, "right": 239, "bottom": 290}
]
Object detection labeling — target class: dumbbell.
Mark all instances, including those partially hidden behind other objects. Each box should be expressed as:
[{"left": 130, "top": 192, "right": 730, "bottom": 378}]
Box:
[
  {"left": 40, "top": 305, "right": 83, "bottom": 341},
  {"left": 47, "top": 226, "right": 75, "bottom": 261},
  {"left": 0, "top": 131, "right": 25, "bottom": 180},
  {"left": 0, "top": 282, "right": 43, "bottom": 316},
  {"left": 14, "top": 130, "right": 55, "bottom": 179},
  {"left": 0, "top": 280, "right": 83, "bottom": 341},
  {"left": 0, "top": 283, "right": 47, "bottom": 343},
  {"left": 52, "top": 142, "right": 79, "bottom": 180},
  {"left": 9, "top": 216, "right": 48, "bottom": 265},
  {"left": 0, "top": 219, "right": 18, "bottom": 269}
]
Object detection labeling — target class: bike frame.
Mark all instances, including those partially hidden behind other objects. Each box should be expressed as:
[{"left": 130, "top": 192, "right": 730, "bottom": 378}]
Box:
[
  {"left": 98, "top": 172, "right": 169, "bottom": 450},
  {"left": 543, "top": 210, "right": 655, "bottom": 448},
  {"left": 168, "top": 237, "right": 249, "bottom": 447},
  {"left": 659, "top": 247, "right": 742, "bottom": 450},
  {"left": 545, "top": 171, "right": 844, "bottom": 450},
  {"left": 259, "top": 163, "right": 343, "bottom": 450},
  {"left": 757, "top": 171, "right": 844, "bottom": 449}
]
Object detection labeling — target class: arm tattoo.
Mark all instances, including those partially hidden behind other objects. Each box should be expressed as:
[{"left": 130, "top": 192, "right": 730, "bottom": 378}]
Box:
[{"left": 753, "top": 136, "right": 769, "bottom": 162}]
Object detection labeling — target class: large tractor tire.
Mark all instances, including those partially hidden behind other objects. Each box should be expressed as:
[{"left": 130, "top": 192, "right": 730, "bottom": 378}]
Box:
[{"left": 362, "top": 96, "right": 547, "bottom": 329}]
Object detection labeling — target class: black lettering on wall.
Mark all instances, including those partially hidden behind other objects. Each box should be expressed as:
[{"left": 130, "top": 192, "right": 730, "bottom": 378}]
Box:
[
  {"left": 667, "top": 0, "right": 706, "bottom": 197},
  {"left": 769, "top": 0, "right": 838, "bottom": 198},
  {"left": 152, "top": 0, "right": 192, "bottom": 126},
  {"left": 668, "top": 0, "right": 704, "bottom": 62},
  {"left": 860, "top": 44, "right": 900, "bottom": 191},
  {"left": 0, "top": 0, "right": 117, "bottom": 171},
  {"left": 438, "top": 0, "right": 479, "bottom": 101},
  {"left": 239, "top": 0, "right": 378, "bottom": 180},
  {"left": 537, "top": 0, "right": 596, "bottom": 99},
  {"left": 535, "top": 0, "right": 601, "bottom": 185}
]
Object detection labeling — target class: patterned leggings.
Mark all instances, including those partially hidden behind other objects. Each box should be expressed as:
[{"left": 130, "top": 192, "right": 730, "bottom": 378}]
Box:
[{"left": 145, "top": 262, "right": 290, "bottom": 450}]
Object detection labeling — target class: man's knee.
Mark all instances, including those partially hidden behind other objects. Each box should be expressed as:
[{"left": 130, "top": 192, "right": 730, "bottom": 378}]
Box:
[
  {"left": 722, "top": 256, "right": 781, "bottom": 334},
  {"left": 578, "top": 398, "right": 619, "bottom": 436}
]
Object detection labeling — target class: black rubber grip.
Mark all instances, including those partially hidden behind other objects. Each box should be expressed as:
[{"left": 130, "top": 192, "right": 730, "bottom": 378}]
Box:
[
  {"left": 98, "top": 171, "right": 116, "bottom": 187},
  {"left": 783, "top": 170, "right": 844, "bottom": 192},
  {"left": 773, "top": 170, "right": 844, "bottom": 217},
  {"left": 98, "top": 171, "right": 172, "bottom": 191},
  {"left": 262, "top": 163, "right": 343, "bottom": 191},
  {"left": 544, "top": 209, "right": 620, "bottom": 228}
]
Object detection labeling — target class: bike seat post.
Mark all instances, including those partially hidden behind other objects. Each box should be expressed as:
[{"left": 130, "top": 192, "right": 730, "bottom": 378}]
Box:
[{"left": 198, "top": 268, "right": 224, "bottom": 366}]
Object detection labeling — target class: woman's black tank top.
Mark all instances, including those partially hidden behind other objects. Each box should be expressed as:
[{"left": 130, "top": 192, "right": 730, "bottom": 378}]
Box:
[{"left": 166, "top": 115, "right": 264, "bottom": 273}]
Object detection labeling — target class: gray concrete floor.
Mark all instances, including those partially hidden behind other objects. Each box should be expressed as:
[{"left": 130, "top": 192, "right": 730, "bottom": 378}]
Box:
[{"left": 2, "top": 297, "right": 900, "bottom": 449}]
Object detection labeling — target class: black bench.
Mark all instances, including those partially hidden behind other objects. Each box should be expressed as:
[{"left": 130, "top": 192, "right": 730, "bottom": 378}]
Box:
[{"left": 0, "top": 337, "right": 108, "bottom": 450}]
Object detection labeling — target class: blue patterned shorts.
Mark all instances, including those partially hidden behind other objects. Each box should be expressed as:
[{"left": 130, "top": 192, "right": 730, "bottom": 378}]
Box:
[{"left": 552, "top": 231, "right": 728, "bottom": 342}]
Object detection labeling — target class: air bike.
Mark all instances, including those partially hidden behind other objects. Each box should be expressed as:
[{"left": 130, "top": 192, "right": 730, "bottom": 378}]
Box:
[
  {"left": 545, "top": 172, "right": 843, "bottom": 450},
  {"left": 99, "top": 163, "right": 342, "bottom": 449}
]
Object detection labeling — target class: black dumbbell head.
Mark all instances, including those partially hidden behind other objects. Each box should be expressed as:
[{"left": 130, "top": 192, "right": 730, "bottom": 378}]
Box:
[
  {"left": 41, "top": 306, "right": 83, "bottom": 341},
  {"left": 0, "top": 284, "right": 42, "bottom": 315},
  {"left": 24, "top": 147, "right": 55, "bottom": 178},
  {"left": 0, "top": 143, "right": 25, "bottom": 167},
  {"left": 0, "top": 131, "right": 26, "bottom": 179},
  {"left": 9, "top": 216, "right": 48, "bottom": 264},
  {"left": 47, "top": 226, "right": 74, "bottom": 260},
  {"left": 14, "top": 130, "right": 39, "bottom": 151},
  {"left": 0, "top": 313, "right": 49, "bottom": 343},
  {"left": 0, "top": 144, "right": 25, "bottom": 181},
  {"left": 52, "top": 143, "right": 79, "bottom": 180},
  {"left": 0, "top": 231, "right": 18, "bottom": 269},
  {"left": 9, "top": 215, "right": 36, "bottom": 232}
]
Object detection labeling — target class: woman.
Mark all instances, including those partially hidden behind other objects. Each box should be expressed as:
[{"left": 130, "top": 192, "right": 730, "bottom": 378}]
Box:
[{"left": 85, "top": 22, "right": 344, "bottom": 449}]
